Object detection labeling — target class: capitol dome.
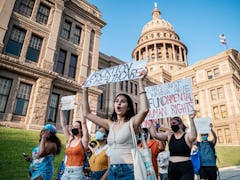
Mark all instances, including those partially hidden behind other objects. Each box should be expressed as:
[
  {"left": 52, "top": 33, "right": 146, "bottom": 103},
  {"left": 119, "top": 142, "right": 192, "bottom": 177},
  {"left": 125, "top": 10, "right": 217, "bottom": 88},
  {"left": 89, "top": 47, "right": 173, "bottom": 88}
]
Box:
[{"left": 141, "top": 5, "right": 174, "bottom": 35}]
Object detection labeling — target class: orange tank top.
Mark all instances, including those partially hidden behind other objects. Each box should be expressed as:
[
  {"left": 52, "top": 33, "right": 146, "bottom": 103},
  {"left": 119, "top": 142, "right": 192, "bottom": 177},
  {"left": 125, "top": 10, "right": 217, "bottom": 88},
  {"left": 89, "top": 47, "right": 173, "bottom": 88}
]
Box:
[{"left": 65, "top": 143, "right": 84, "bottom": 166}]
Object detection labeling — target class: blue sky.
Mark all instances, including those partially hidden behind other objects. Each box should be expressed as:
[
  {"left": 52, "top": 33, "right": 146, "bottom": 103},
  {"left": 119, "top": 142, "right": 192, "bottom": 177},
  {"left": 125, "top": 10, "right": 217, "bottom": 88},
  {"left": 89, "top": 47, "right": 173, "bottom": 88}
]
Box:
[{"left": 88, "top": 0, "right": 240, "bottom": 65}]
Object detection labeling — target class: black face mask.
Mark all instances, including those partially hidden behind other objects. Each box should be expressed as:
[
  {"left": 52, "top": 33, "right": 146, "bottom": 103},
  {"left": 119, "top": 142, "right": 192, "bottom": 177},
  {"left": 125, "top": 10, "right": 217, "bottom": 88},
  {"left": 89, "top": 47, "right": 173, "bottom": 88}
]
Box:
[
  {"left": 71, "top": 128, "right": 79, "bottom": 136},
  {"left": 171, "top": 124, "right": 180, "bottom": 132}
]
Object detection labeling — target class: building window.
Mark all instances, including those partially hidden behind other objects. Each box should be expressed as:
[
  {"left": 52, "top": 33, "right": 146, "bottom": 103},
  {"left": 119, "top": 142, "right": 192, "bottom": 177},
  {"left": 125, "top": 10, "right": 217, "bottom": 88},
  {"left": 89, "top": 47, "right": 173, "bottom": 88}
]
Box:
[
  {"left": 36, "top": 3, "right": 50, "bottom": 24},
  {"left": 207, "top": 70, "right": 213, "bottom": 79},
  {"left": 125, "top": 81, "right": 128, "bottom": 92},
  {"left": 17, "top": 0, "right": 35, "bottom": 17},
  {"left": 217, "top": 129, "right": 224, "bottom": 143},
  {"left": 213, "top": 106, "right": 220, "bottom": 120},
  {"left": 89, "top": 30, "right": 95, "bottom": 52},
  {"left": 120, "top": 81, "right": 123, "bottom": 91},
  {"left": 14, "top": 83, "right": 32, "bottom": 115},
  {"left": 68, "top": 54, "right": 78, "bottom": 78},
  {"left": 130, "top": 82, "right": 133, "bottom": 94},
  {"left": 210, "top": 89, "right": 217, "bottom": 101},
  {"left": 207, "top": 68, "right": 220, "bottom": 79},
  {"left": 194, "top": 94, "right": 199, "bottom": 104},
  {"left": 72, "top": 26, "right": 81, "bottom": 44},
  {"left": 56, "top": 49, "right": 67, "bottom": 74},
  {"left": 5, "top": 26, "right": 26, "bottom": 56},
  {"left": 26, "top": 34, "right": 43, "bottom": 62},
  {"left": 214, "top": 68, "right": 220, "bottom": 77},
  {"left": 97, "top": 93, "right": 103, "bottom": 110},
  {"left": 224, "top": 128, "right": 232, "bottom": 143},
  {"left": 135, "top": 102, "right": 138, "bottom": 114},
  {"left": 61, "top": 20, "right": 71, "bottom": 39},
  {"left": 217, "top": 87, "right": 225, "bottom": 99},
  {"left": 135, "top": 84, "right": 138, "bottom": 95},
  {"left": 47, "top": 93, "right": 59, "bottom": 123},
  {"left": 220, "top": 105, "right": 228, "bottom": 118},
  {"left": 0, "top": 77, "right": 12, "bottom": 112},
  {"left": 63, "top": 110, "right": 70, "bottom": 125}
]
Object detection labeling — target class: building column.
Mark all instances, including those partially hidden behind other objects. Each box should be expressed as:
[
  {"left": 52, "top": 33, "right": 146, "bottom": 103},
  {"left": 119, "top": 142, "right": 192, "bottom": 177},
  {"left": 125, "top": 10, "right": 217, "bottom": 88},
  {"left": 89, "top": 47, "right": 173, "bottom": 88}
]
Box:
[
  {"left": 0, "top": 0, "right": 16, "bottom": 52},
  {"left": 179, "top": 47, "right": 183, "bottom": 62},
  {"left": 40, "top": 1, "right": 64, "bottom": 70},
  {"left": 163, "top": 43, "right": 167, "bottom": 61},
  {"left": 154, "top": 43, "right": 157, "bottom": 62},
  {"left": 172, "top": 44, "right": 176, "bottom": 61}
]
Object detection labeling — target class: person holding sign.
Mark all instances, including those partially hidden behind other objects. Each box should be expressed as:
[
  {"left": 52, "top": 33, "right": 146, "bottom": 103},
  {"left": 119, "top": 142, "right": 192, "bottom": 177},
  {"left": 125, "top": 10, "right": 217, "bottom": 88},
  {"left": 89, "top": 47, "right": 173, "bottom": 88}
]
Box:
[
  {"left": 197, "top": 123, "right": 218, "bottom": 180},
  {"left": 148, "top": 113, "right": 197, "bottom": 180},
  {"left": 59, "top": 104, "right": 90, "bottom": 180},
  {"left": 82, "top": 68, "right": 148, "bottom": 180}
]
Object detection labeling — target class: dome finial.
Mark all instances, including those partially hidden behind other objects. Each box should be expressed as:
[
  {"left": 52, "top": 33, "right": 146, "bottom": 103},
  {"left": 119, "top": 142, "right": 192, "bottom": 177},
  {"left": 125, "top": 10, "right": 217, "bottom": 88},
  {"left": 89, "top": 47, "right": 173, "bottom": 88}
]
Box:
[
  {"left": 154, "top": 2, "right": 158, "bottom": 8},
  {"left": 152, "top": 2, "right": 161, "bottom": 20}
]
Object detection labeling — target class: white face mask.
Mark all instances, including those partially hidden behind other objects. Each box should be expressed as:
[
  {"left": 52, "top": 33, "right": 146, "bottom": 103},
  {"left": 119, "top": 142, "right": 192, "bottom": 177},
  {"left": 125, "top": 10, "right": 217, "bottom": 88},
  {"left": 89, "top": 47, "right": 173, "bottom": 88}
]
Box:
[{"left": 95, "top": 131, "right": 105, "bottom": 140}]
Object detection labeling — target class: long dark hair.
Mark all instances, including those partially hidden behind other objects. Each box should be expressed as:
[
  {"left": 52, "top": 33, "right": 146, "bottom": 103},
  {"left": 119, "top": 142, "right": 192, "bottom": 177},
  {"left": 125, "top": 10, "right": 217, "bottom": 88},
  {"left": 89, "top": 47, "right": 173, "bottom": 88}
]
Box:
[
  {"left": 40, "top": 132, "right": 62, "bottom": 155},
  {"left": 171, "top": 116, "right": 187, "bottom": 132},
  {"left": 111, "top": 93, "right": 135, "bottom": 122}
]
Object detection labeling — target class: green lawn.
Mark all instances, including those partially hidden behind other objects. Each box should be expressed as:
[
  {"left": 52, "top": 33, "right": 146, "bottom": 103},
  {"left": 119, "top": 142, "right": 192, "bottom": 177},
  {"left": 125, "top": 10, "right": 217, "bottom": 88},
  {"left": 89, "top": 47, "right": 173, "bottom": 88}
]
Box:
[{"left": 0, "top": 127, "right": 240, "bottom": 180}]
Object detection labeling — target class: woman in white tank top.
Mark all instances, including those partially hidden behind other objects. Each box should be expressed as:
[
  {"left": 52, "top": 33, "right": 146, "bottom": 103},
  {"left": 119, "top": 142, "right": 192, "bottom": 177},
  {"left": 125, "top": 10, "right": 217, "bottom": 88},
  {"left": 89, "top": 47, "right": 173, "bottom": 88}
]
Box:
[{"left": 83, "top": 68, "right": 149, "bottom": 180}]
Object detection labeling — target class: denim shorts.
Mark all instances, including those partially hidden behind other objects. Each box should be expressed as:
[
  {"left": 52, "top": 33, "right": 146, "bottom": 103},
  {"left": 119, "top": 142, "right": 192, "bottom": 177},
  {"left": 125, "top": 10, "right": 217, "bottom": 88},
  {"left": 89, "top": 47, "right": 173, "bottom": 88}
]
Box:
[
  {"left": 108, "top": 164, "right": 134, "bottom": 180},
  {"left": 61, "top": 166, "right": 87, "bottom": 180},
  {"left": 91, "top": 170, "right": 107, "bottom": 180}
]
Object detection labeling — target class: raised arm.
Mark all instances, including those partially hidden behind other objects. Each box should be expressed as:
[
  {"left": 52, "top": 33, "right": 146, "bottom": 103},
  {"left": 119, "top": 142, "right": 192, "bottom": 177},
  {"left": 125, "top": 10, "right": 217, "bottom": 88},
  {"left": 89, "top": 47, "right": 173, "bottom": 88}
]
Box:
[
  {"left": 82, "top": 87, "right": 109, "bottom": 130},
  {"left": 186, "top": 111, "right": 197, "bottom": 143},
  {"left": 132, "top": 68, "right": 149, "bottom": 130},
  {"left": 148, "top": 121, "right": 168, "bottom": 141},
  {"left": 210, "top": 123, "right": 217, "bottom": 145},
  {"left": 59, "top": 104, "right": 71, "bottom": 141},
  {"left": 79, "top": 104, "right": 89, "bottom": 150}
]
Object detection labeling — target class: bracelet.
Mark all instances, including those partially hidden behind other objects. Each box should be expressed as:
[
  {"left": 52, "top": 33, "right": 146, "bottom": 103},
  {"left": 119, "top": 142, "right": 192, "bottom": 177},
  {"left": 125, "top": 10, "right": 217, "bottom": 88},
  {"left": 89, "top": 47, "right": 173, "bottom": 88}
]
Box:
[{"left": 139, "top": 91, "right": 146, "bottom": 95}]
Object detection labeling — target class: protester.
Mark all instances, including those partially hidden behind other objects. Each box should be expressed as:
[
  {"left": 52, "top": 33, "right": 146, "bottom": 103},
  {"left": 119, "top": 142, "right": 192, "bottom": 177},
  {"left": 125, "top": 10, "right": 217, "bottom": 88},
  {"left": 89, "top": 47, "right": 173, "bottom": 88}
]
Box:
[
  {"left": 149, "top": 113, "right": 197, "bottom": 180},
  {"left": 83, "top": 68, "right": 148, "bottom": 180},
  {"left": 157, "top": 141, "right": 169, "bottom": 180},
  {"left": 89, "top": 127, "right": 109, "bottom": 180},
  {"left": 24, "top": 124, "right": 61, "bottom": 180},
  {"left": 197, "top": 123, "right": 217, "bottom": 180},
  {"left": 59, "top": 104, "right": 89, "bottom": 180}
]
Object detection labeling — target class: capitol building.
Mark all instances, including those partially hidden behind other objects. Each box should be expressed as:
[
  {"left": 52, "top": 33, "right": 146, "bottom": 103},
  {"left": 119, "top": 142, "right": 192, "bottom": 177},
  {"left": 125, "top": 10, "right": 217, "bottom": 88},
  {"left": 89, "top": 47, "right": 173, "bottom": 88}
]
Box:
[{"left": 0, "top": 0, "right": 240, "bottom": 145}]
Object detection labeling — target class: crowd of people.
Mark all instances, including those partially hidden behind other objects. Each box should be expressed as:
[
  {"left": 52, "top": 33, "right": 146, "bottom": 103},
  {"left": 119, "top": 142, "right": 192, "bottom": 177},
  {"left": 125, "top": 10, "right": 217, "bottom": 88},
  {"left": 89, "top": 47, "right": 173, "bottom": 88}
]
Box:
[{"left": 23, "top": 68, "right": 218, "bottom": 180}]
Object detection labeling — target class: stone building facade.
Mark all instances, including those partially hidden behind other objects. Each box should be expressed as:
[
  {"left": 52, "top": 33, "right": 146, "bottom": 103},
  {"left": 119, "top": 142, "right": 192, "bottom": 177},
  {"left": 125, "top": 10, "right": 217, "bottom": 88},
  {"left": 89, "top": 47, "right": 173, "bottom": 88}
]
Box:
[
  {"left": 0, "top": 1, "right": 240, "bottom": 145},
  {"left": 0, "top": 0, "right": 105, "bottom": 132}
]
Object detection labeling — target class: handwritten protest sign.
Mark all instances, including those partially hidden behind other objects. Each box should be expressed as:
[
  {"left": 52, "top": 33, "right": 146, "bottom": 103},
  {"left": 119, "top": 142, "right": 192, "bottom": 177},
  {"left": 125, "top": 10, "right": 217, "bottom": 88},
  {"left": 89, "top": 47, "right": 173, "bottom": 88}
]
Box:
[
  {"left": 61, "top": 95, "right": 75, "bottom": 110},
  {"left": 194, "top": 117, "right": 211, "bottom": 134},
  {"left": 145, "top": 78, "right": 194, "bottom": 120},
  {"left": 82, "top": 60, "right": 147, "bottom": 87}
]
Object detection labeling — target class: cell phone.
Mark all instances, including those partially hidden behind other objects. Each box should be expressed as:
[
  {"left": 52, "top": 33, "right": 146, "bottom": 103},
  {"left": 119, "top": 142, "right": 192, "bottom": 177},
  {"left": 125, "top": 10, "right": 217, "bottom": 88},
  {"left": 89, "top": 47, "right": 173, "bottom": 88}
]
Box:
[{"left": 23, "top": 153, "right": 28, "bottom": 158}]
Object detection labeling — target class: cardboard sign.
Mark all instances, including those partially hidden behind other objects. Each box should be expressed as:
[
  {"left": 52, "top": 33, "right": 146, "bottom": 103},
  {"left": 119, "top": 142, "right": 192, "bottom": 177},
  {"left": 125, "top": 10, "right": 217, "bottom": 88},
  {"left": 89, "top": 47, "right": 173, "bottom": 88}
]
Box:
[
  {"left": 194, "top": 117, "right": 211, "bottom": 134},
  {"left": 82, "top": 60, "right": 147, "bottom": 87},
  {"left": 145, "top": 78, "right": 194, "bottom": 120},
  {"left": 61, "top": 95, "right": 75, "bottom": 110}
]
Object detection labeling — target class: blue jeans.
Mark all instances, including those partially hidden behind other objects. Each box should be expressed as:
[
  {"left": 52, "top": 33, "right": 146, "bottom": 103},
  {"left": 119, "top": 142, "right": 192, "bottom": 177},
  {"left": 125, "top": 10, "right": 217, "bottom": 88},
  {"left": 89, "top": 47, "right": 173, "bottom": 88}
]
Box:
[
  {"left": 108, "top": 164, "right": 134, "bottom": 180},
  {"left": 91, "top": 170, "right": 106, "bottom": 180}
]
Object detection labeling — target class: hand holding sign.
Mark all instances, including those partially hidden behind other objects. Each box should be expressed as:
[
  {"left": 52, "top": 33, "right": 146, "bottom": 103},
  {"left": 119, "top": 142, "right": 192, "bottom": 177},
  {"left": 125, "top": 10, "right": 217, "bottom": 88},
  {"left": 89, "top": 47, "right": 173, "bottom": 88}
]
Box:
[{"left": 60, "top": 95, "right": 76, "bottom": 110}]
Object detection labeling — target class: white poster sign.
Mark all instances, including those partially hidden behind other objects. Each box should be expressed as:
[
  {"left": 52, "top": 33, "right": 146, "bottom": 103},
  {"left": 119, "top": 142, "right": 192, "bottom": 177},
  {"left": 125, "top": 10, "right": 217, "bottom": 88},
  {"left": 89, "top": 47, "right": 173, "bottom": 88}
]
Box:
[
  {"left": 194, "top": 117, "right": 211, "bottom": 134},
  {"left": 82, "top": 60, "right": 147, "bottom": 87},
  {"left": 145, "top": 78, "right": 194, "bottom": 120},
  {"left": 61, "top": 95, "right": 75, "bottom": 110}
]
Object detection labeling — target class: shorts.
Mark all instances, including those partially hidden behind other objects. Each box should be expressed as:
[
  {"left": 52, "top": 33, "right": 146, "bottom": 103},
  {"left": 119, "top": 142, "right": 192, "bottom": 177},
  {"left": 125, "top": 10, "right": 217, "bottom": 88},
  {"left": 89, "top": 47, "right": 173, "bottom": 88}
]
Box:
[
  {"left": 108, "top": 164, "right": 134, "bottom": 180},
  {"left": 61, "top": 166, "right": 87, "bottom": 180},
  {"left": 168, "top": 160, "right": 194, "bottom": 180},
  {"left": 199, "top": 166, "right": 217, "bottom": 180}
]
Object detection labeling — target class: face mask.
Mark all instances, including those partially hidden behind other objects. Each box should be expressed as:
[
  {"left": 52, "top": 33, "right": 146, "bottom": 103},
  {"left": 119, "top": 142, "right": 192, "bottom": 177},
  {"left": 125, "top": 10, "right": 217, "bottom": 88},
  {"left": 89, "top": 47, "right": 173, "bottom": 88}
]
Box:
[
  {"left": 71, "top": 128, "right": 79, "bottom": 136},
  {"left": 201, "top": 135, "right": 208, "bottom": 141},
  {"left": 171, "top": 124, "right": 180, "bottom": 132},
  {"left": 95, "top": 131, "right": 105, "bottom": 140}
]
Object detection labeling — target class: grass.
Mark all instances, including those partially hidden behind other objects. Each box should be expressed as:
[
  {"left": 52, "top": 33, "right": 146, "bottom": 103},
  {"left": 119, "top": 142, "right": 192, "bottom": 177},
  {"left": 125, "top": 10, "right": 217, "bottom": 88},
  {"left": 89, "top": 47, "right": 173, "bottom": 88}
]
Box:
[
  {"left": 0, "top": 126, "right": 66, "bottom": 180},
  {"left": 0, "top": 127, "right": 240, "bottom": 179}
]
